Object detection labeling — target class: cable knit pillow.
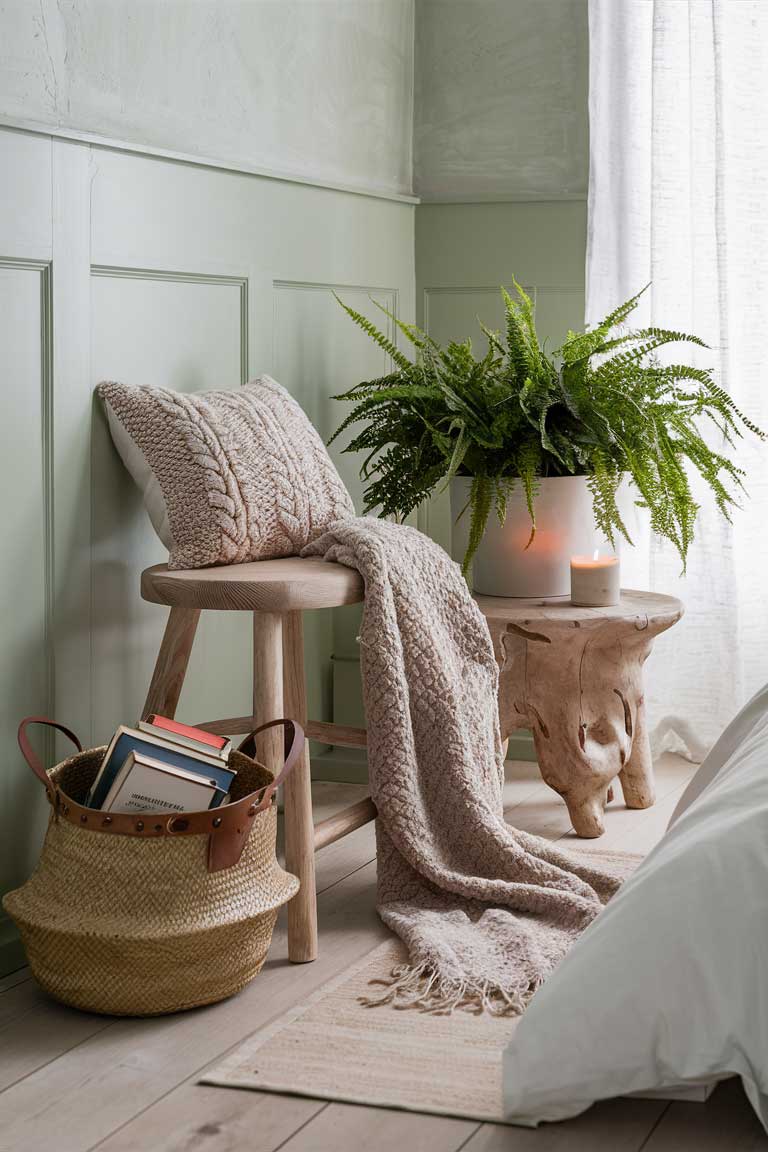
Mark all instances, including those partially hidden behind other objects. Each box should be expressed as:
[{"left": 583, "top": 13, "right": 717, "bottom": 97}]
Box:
[{"left": 98, "top": 376, "right": 355, "bottom": 569}]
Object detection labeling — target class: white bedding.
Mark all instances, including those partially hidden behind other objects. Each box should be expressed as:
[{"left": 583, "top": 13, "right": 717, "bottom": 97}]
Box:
[{"left": 503, "top": 683, "right": 768, "bottom": 1129}]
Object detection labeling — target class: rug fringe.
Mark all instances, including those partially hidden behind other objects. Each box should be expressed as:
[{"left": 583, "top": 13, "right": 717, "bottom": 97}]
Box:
[{"left": 360, "top": 961, "right": 545, "bottom": 1017}]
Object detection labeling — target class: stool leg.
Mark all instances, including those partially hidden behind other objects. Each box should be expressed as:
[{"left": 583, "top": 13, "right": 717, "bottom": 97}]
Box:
[
  {"left": 282, "top": 610, "right": 318, "bottom": 963},
  {"left": 142, "top": 607, "right": 200, "bottom": 721},
  {"left": 252, "top": 612, "right": 285, "bottom": 774}
]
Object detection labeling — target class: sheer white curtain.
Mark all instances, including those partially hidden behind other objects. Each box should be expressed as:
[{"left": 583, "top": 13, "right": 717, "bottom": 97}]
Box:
[{"left": 587, "top": 0, "right": 768, "bottom": 759}]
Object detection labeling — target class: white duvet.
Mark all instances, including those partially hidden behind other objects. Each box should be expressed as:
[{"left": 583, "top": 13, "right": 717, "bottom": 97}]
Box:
[{"left": 503, "top": 683, "right": 768, "bottom": 1130}]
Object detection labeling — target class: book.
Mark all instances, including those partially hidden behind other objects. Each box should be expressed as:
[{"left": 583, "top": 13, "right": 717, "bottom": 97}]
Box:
[
  {"left": 101, "top": 750, "right": 227, "bottom": 814},
  {"left": 139, "top": 715, "right": 231, "bottom": 760},
  {"left": 87, "top": 725, "right": 236, "bottom": 810}
]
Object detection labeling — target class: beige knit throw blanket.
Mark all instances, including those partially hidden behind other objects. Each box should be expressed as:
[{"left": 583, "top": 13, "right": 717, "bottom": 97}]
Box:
[{"left": 303, "top": 516, "right": 622, "bottom": 1016}]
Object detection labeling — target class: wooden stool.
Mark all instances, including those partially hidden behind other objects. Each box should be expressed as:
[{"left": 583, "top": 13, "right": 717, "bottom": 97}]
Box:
[{"left": 140, "top": 557, "right": 375, "bottom": 964}]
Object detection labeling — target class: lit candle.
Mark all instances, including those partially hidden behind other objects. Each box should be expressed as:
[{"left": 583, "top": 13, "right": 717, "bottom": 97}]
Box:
[{"left": 570, "top": 550, "right": 621, "bottom": 607}]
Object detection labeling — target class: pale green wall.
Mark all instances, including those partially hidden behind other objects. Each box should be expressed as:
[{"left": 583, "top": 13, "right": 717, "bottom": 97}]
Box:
[
  {"left": 414, "top": 0, "right": 588, "bottom": 201},
  {"left": 0, "top": 0, "right": 415, "bottom": 198}
]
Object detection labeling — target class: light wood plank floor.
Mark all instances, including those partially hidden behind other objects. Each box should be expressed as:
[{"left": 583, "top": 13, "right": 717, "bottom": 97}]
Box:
[{"left": 2, "top": 756, "right": 766, "bottom": 1152}]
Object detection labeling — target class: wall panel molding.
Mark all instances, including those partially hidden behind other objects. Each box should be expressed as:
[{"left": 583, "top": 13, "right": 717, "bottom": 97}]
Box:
[
  {"left": 423, "top": 284, "right": 500, "bottom": 333},
  {"left": 272, "top": 279, "right": 399, "bottom": 372},
  {"left": 0, "top": 117, "right": 420, "bottom": 206},
  {"left": 422, "top": 283, "right": 583, "bottom": 332},
  {"left": 0, "top": 256, "right": 54, "bottom": 730},
  {"left": 0, "top": 256, "right": 54, "bottom": 972},
  {"left": 92, "top": 265, "right": 250, "bottom": 384},
  {"left": 274, "top": 279, "right": 400, "bottom": 293}
]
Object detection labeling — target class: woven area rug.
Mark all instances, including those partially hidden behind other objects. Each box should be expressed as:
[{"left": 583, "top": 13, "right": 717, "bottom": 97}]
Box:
[{"left": 201, "top": 849, "right": 641, "bottom": 1124}]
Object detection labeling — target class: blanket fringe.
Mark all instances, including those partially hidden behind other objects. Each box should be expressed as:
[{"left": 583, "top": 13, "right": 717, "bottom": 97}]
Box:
[{"left": 359, "top": 961, "right": 546, "bottom": 1017}]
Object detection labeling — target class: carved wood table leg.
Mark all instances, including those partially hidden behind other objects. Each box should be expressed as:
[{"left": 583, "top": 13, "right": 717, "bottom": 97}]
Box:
[
  {"left": 618, "top": 687, "right": 655, "bottom": 810},
  {"left": 479, "top": 591, "right": 683, "bottom": 838}
]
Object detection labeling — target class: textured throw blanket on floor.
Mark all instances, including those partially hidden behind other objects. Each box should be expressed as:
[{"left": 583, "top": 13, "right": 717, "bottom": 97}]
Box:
[{"left": 303, "top": 517, "right": 621, "bottom": 1015}]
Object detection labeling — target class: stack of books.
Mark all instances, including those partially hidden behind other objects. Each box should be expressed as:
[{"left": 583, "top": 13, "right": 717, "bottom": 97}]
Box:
[{"left": 86, "top": 715, "right": 236, "bottom": 815}]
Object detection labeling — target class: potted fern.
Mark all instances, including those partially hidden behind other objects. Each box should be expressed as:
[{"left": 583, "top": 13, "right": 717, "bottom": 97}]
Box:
[{"left": 330, "top": 282, "right": 763, "bottom": 596}]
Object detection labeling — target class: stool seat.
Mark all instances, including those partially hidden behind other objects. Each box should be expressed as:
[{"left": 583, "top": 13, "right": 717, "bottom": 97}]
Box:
[{"left": 141, "top": 557, "right": 365, "bottom": 612}]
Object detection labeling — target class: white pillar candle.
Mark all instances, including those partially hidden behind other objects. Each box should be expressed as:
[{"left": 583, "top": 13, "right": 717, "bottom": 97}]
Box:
[{"left": 570, "top": 551, "right": 621, "bottom": 607}]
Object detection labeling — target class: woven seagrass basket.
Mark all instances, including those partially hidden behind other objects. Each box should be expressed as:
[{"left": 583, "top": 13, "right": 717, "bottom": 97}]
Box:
[{"left": 3, "top": 717, "right": 302, "bottom": 1016}]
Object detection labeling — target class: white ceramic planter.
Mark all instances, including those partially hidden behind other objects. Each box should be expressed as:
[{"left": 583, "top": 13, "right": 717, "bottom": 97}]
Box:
[{"left": 450, "top": 475, "right": 596, "bottom": 598}]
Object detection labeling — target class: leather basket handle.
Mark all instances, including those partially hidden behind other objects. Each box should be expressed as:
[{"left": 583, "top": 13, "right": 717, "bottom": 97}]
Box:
[
  {"left": 236, "top": 718, "right": 304, "bottom": 814},
  {"left": 18, "top": 716, "right": 83, "bottom": 804},
  {"left": 206, "top": 718, "right": 305, "bottom": 872}
]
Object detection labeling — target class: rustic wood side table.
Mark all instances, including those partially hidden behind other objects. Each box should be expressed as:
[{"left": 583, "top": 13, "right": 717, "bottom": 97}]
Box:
[{"left": 476, "top": 591, "right": 683, "bottom": 838}]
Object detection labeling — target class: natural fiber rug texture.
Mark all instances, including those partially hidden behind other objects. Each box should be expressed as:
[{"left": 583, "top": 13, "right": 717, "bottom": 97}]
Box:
[{"left": 202, "top": 848, "right": 641, "bottom": 1123}]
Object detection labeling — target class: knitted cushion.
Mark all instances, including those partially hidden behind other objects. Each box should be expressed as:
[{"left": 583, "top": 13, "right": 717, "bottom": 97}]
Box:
[{"left": 98, "top": 376, "right": 355, "bottom": 570}]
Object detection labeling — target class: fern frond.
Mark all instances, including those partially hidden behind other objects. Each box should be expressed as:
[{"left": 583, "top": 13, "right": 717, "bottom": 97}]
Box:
[
  {"left": 371, "top": 298, "right": 441, "bottom": 355},
  {"left": 494, "top": 476, "right": 515, "bottom": 524},
  {"left": 598, "top": 283, "right": 650, "bottom": 332},
  {"left": 479, "top": 320, "right": 506, "bottom": 358},
  {"left": 464, "top": 476, "right": 494, "bottom": 575},
  {"left": 332, "top": 293, "right": 411, "bottom": 371}
]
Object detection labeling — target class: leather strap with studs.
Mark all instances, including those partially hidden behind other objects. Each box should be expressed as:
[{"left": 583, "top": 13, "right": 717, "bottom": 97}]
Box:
[{"left": 17, "top": 716, "right": 305, "bottom": 872}]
